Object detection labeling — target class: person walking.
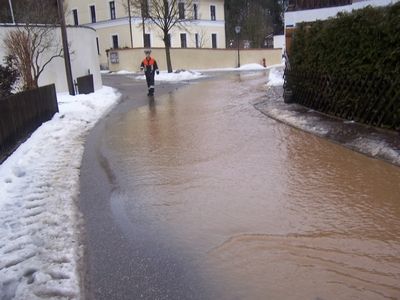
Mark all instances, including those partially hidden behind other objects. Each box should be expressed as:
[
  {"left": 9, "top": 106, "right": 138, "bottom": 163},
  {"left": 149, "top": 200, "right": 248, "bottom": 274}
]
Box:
[{"left": 140, "top": 49, "right": 159, "bottom": 96}]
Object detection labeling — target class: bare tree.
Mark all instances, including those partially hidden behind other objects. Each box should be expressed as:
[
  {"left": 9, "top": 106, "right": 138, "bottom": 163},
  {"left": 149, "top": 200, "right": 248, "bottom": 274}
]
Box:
[
  {"left": 194, "top": 28, "right": 209, "bottom": 48},
  {"left": 2, "top": 0, "right": 64, "bottom": 90},
  {"left": 124, "top": 0, "right": 150, "bottom": 48},
  {"left": 129, "top": 0, "right": 194, "bottom": 72}
]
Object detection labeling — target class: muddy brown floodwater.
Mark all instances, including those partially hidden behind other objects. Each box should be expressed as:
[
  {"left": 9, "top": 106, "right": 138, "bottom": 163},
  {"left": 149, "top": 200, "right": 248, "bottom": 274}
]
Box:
[{"left": 90, "top": 72, "right": 400, "bottom": 299}]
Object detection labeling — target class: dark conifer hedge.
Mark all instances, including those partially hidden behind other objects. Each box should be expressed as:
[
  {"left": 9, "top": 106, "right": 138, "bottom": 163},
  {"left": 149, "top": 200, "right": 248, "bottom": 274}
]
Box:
[{"left": 285, "top": 3, "right": 400, "bottom": 130}]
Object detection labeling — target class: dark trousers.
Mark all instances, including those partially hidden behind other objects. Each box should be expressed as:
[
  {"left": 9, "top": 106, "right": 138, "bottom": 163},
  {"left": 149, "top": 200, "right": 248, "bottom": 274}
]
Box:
[{"left": 145, "top": 72, "right": 155, "bottom": 95}]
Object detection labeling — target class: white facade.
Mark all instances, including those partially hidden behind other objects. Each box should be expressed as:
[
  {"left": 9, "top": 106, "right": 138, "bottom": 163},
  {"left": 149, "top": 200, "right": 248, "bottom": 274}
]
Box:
[
  {"left": 0, "top": 25, "right": 102, "bottom": 93},
  {"left": 65, "top": 0, "right": 226, "bottom": 68},
  {"left": 273, "top": 35, "right": 285, "bottom": 49},
  {"left": 285, "top": 0, "right": 397, "bottom": 27}
]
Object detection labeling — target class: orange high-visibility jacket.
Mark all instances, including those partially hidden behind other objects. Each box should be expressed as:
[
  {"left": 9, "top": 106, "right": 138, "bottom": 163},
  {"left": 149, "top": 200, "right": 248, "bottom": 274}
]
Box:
[{"left": 141, "top": 57, "right": 159, "bottom": 73}]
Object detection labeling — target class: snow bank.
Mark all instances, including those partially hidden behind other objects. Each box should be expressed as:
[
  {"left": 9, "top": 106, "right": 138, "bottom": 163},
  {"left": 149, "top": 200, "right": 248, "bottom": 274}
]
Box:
[
  {"left": 255, "top": 86, "right": 400, "bottom": 166},
  {"left": 136, "top": 70, "right": 206, "bottom": 82},
  {"left": 346, "top": 137, "right": 400, "bottom": 163},
  {"left": 197, "top": 63, "right": 267, "bottom": 72},
  {"left": 267, "top": 66, "right": 284, "bottom": 86},
  {"left": 238, "top": 63, "right": 266, "bottom": 70},
  {"left": 0, "top": 87, "right": 121, "bottom": 299},
  {"left": 112, "top": 70, "right": 136, "bottom": 75},
  {"left": 109, "top": 64, "right": 268, "bottom": 79}
]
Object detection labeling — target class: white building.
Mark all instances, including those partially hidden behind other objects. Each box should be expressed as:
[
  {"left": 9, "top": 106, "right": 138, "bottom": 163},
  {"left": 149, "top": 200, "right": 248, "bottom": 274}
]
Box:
[
  {"left": 283, "top": 0, "right": 399, "bottom": 51},
  {"left": 65, "top": 0, "right": 226, "bottom": 69},
  {"left": 0, "top": 25, "right": 102, "bottom": 93}
]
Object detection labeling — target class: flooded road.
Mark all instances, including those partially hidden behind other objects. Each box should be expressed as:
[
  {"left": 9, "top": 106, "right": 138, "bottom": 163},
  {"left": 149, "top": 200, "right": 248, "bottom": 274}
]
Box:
[{"left": 82, "top": 73, "right": 400, "bottom": 299}]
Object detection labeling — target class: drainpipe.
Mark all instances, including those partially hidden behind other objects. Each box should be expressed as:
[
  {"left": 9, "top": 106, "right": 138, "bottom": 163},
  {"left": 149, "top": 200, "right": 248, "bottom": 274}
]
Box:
[{"left": 8, "top": 0, "right": 15, "bottom": 24}]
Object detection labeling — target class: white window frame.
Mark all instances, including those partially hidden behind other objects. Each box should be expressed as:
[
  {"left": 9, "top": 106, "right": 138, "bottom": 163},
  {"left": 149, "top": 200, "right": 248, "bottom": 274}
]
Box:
[
  {"left": 211, "top": 33, "right": 217, "bottom": 48},
  {"left": 109, "top": 1, "right": 116, "bottom": 20},
  {"left": 144, "top": 33, "right": 152, "bottom": 48},
  {"left": 210, "top": 4, "right": 216, "bottom": 21},
  {"left": 180, "top": 33, "right": 187, "bottom": 48},
  {"left": 193, "top": 3, "right": 198, "bottom": 20},
  {"left": 195, "top": 33, "right": 199, "bottom": 48},
  {"left": 111, "top": 34, "right": 119, "bottom": 49},
  {"left": 178, "top": 1, "right": 185, "bottom": 19},
  {"left": 72, "top": 8, "right": 79, "bottom": 25},
  {"left": 89, "top": 4, "right": 96, "bottom": 23}
]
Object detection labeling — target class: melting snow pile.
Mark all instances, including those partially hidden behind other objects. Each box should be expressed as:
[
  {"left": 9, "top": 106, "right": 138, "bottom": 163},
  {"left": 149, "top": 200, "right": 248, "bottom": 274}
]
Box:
[
  {"left": 112, "top": 70, "right": 135, "bottom": 75},
  {"left": 237, "top": 63, "right": 266, "bottom": 71},
  {"left": 136, "top": 69, "right": 206, "bottom": 82},
  {"left": 0, "top": 87, "right": 120, "bottom": 299},
  {"left": 267, "top": 65, "right": 284, "bottom": 86}
]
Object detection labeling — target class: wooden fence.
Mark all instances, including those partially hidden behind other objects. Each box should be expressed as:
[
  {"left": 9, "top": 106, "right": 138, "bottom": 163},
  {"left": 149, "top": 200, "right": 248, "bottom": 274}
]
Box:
[
  {"left": 284, "top": 68, "right": 400, "bottom": 130},
  {"left": 0, "top": 84, "right": 59, "bottom": 162}
]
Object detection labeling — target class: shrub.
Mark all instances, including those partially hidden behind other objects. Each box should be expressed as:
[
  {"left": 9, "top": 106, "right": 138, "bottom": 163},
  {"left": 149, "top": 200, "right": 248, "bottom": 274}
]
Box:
[
  {"left": 290, "top": 3, "right": 400, "bottom": 80},
  {"left": 286, "top": 3, "right": 400, "bottom": 129},
  {"left": 0, "top": 55, "right": 19, "bottom": 98}
]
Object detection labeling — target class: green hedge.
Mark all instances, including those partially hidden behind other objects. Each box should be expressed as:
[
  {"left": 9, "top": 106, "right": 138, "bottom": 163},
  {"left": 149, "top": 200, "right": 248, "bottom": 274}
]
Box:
[
  {"left": 286, "top": 3, "right": 400, "bottom": 129},
  {"left": 291, "top": 3, "right": 400, "bottom": 80}
]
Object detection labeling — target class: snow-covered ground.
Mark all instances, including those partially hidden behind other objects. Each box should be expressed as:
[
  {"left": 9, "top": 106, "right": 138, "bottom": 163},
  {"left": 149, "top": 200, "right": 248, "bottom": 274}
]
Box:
[
  {"left": 267, "top": 64, "right": 284, "bottom": 86},
  {"left": 0, "top": 87, "right": 121, "bottom": 299},
  {"left": 195, "top": 63, "right": 267, "bottom": 73},
  {"left": 109, "top": 63, "right": 269, "bottom": 81},
  {"left": 135, "top": 69, "right": 207, "bottom": 82}
]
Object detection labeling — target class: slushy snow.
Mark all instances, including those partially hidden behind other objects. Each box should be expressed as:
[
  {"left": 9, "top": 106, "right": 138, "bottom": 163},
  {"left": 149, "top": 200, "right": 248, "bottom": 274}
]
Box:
[
  {"left": 258, "top": 65, "right": 400, "bottom": 166},
  {"left": 135, "top": 70, "right": 206, "bottom": 81},
  {"left": 0, "top": 87, "right": 121, "bottom": 299},
  {"left": 267, "top": 64, "right": 284, "bottom": 86},
  {"left": 116, "top": 64, "right": 268, "bottom": 81}
]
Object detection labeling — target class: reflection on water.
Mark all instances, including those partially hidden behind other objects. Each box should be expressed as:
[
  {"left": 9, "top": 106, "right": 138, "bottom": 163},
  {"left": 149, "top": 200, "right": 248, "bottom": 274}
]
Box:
[{"left": 105, "top": 73, "right": 400, "bottom": 299}]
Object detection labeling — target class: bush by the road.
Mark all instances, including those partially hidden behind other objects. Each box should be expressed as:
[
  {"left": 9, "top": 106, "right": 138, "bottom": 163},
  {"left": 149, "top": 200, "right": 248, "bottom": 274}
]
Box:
[{"left": 286, "top": 3, "right": 400, "bottom": 130}]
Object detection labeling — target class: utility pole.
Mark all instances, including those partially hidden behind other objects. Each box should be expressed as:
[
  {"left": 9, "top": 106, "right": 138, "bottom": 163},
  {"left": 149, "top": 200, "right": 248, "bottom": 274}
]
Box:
[
  {"left": 128, "top": 0, "right": 133, "bottom": 48},
  {"left": 235, "top": 26, "right": 241, "bottom": 68},
  {"left": 57, "top": 0, "right": 75, "bottom": 95},
  {"left": 8, "top": 0, "right": 15, "bottom": 24}
]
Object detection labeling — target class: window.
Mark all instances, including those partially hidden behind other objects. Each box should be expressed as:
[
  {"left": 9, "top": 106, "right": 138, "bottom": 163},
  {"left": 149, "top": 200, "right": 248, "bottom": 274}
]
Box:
[
  {"left": 193, "top": 4, "right": 198, "bottom": 20},
  {"left": 210, "top": 5, "right": 216, "bottom": 21},
  {"left": 96, "top": 37, "right": 100, "bottom": 55},
  {"left": 212, "top": 33, "right": 217, "bottom": 48},
  {"left": 195, "top": 33, "right": 199, "bottom": 48},
  {"left": 72, "top": 9, "right": 78, "bottom": 25},
  {"left": 109, "top": 1, "right": 116, "bottom": 20},
  {"left": 178, "top": 2, "right": 185, "bottom": 19},
  {"left": 90, "top": 5, "right": 96, "bottom": 23},
  {"left": 180, "top": 33, "right": 187, "bottom": 48},
  {"left": 112, "top": 35, "right": 119, "bottom": 49},
  {"left": 144, "top": 34, "right": 151, "bottom": 48}
]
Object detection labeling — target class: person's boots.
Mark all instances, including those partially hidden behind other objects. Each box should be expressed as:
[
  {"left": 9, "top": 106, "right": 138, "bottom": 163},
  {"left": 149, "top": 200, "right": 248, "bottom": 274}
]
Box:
[{"left": 149, "top": 87, "right": 154, "bottom": 96}]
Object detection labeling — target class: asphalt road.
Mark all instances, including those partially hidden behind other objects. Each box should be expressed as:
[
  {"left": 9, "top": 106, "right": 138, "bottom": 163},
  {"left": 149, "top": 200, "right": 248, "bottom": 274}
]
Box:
[{"left": 79, "top": 75, "right": 212, "bottom": 300}]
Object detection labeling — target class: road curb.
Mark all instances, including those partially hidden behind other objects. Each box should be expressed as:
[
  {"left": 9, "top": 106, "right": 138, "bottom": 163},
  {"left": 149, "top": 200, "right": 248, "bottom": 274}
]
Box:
[{"left": 255, "top": 86, "right": 400, "bottom": 168}]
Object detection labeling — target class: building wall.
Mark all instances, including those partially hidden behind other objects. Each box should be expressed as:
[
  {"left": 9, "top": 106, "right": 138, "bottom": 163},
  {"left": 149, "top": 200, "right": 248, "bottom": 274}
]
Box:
[
  {"left": 94, "top": 20, "right": 226, "bottom": 66},
  {"left": 285, "top": 0, "right": 396, "bottom": 26},
  {"left": 65, "top": 0, "right": 226, "bottom": 68},
  {"left": 66, "top": 0, "right": 225, "bottom": 24},
  {"left": 0, "top": 25, "right": 102, "bottom": 93},
  {"left": 107, "top": 48, "right": 282, "bottom": 72},
  {"left": 273, "top": 35, "right": 285, "bottom": 49}
]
